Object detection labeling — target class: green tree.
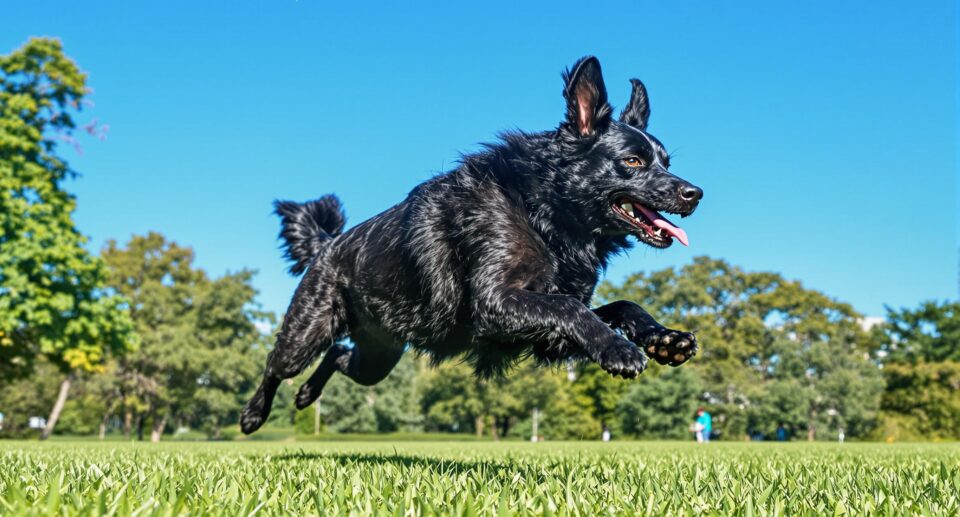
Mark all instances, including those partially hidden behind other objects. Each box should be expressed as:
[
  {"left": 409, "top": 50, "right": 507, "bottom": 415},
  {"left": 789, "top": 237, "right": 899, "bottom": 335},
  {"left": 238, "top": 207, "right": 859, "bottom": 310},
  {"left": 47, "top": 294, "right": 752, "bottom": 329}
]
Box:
[
  {"left": 372, "top": 354, "right": 424, "bottom": 432},
  {"left": 189, "top": 271, "right": 270, "bottom": 438},
  {"left": 314, "top": 354, "right": 423, "bottom": 433},
  {"left": 419, "top": 359, "right": 601, "bottom": 440},
  {"left": 100, "top": 233, "right": 268, "bottom": 440},
  {"left": 618, "top": 367, "right": 702, "bottom": 439},
  {"left": 597, "top": 256, "right": 882, "bottom": 440},
  {"left": 317, "top": 373, "right": 378, "bottom": 433},
  {"left": 569, "top": 362, "right": 631, "bottom": 434},
  {"left": 876, "top": 361, "right": 960, "bottom": 440},
  {"left": 418, "top": 362, "right": 507, "bottom": 437},
  {"left": 538, "top": 381, "right": 603, "bottom": 440},
  {"left": 882, "top": 301, "right": 960, "bottom": 363},
  {"left": 0, "top": 358, "right": 59, "bottom": 437},
  {"left": 419, "top": 362, "right": 480, "bottom": 434},
  {"left": 746, "top": 379, "right": 811, "bottom": 439},
  {"left": 0, "top": 38, "right": 136, "bottom": 439},
  {"left": 872, "top": 300, "right": 960, "bottom": 440}
]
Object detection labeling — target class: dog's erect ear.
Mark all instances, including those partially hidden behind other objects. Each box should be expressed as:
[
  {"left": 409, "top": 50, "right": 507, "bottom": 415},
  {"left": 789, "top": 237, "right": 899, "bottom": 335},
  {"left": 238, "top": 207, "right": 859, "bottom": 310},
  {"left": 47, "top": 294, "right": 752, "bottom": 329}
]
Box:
[
  {"left": 563, "top": 56, "right": 612, "bottom": 137},
  {"left": 620, "top": 79, "right": 650, "bottom": 130}
]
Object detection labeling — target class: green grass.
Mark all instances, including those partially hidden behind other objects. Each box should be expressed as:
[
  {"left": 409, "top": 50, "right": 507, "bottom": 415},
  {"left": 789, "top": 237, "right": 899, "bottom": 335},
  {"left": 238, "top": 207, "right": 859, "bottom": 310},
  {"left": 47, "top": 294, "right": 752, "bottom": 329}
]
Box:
[{"left": 1, "top": 441, "right": 958, "bottom": 515}]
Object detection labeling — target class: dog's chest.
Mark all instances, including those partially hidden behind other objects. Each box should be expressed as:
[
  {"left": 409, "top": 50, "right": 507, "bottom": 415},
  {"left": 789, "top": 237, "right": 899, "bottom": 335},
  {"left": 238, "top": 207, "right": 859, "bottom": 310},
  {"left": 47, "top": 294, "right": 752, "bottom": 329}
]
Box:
[{"left": 547, "top": 249, "right": 602, "bottom": 302}]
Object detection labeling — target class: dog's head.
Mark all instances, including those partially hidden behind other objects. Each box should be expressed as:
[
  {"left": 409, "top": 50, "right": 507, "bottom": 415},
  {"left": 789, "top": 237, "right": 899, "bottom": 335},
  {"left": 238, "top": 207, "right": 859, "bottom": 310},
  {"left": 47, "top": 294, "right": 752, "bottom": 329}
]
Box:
[{"left": 556, "top": 56, "right": 702, "bottom": 249}]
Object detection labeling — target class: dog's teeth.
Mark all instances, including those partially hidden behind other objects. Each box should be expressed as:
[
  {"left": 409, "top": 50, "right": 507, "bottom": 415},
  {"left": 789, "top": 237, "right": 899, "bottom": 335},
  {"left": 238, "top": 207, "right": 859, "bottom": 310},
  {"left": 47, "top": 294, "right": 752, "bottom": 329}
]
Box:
[
  {"left": 620, "top": 202, "right": 634, "bottom": 216},
  {"left": 654, "top": 228, "right": 663, "bottom": 237}
]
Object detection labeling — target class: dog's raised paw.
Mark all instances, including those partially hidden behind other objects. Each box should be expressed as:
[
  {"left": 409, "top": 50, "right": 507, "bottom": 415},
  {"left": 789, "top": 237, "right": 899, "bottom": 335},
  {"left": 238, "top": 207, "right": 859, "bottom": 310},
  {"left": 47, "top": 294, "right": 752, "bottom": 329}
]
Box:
[
  {"left": 598, "top": 341, "right": 648, "bottom": 379},
  {"left": 642, "top": 328, "right": 697, "bottom": 366}
]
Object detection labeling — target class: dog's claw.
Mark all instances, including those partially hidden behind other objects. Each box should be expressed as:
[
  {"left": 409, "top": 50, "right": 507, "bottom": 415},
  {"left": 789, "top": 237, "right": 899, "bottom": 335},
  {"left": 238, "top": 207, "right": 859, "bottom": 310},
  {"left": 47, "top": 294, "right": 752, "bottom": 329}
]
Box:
[{"left": 598, "top": 339, "right": 648, "bottom": 379}]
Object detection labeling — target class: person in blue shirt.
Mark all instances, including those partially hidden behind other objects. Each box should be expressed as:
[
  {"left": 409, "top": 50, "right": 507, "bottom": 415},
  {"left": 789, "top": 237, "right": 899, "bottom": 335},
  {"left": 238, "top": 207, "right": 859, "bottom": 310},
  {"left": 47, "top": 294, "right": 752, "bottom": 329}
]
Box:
[
  {"left": 776, "top": 422, "right": 788, "bottom": 441},
  {"left": 694, "top": 408, "right": 712, "bottom": 443}
]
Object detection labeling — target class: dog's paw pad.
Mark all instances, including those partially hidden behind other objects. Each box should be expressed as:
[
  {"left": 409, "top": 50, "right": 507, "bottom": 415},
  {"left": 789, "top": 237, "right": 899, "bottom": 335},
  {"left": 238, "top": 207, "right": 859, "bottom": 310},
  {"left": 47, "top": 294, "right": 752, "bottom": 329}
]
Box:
[{"left": 640, "top": 328, "right": 698, "bottom": 366}]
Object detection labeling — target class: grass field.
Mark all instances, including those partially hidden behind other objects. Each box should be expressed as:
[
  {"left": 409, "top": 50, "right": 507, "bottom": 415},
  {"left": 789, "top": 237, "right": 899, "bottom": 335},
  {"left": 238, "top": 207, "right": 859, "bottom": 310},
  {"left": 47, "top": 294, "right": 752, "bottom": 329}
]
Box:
[{"left": 1, "top": 440, "right": 958, "bottom": 515}]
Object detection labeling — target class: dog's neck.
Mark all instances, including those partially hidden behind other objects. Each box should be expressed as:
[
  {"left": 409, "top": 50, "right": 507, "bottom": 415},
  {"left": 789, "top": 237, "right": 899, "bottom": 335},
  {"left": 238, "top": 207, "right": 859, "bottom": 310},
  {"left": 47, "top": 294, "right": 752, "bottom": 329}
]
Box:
[{"left": 478, "top": 131, "right": 628, "bottom": 274}]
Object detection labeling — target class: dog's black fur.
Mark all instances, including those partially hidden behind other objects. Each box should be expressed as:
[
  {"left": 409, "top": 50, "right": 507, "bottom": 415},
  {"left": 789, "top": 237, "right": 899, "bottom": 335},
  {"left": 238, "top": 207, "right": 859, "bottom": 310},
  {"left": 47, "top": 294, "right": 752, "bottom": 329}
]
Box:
[{"left": 241, "top": 56, "right": 703, "bottom": 434}]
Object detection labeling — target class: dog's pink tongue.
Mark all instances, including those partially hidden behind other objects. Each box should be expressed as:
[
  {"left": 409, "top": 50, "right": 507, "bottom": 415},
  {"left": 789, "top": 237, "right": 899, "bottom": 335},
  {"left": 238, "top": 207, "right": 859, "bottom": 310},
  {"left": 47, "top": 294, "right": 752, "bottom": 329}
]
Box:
[{"left": 634, "top": 205, "right": 689, "bottom": 246}]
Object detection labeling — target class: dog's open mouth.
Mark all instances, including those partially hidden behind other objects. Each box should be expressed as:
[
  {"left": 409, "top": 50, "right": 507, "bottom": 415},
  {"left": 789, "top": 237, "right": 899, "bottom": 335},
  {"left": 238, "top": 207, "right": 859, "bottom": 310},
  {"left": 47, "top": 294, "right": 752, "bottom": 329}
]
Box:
[{"left": 612, "top": 197, "right": 689, "bottom": 249}]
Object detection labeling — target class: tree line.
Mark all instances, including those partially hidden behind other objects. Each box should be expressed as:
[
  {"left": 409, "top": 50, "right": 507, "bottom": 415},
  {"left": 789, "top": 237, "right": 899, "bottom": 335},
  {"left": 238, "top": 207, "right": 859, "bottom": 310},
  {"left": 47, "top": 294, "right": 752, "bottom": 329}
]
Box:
[{"left": 2, "top": 38, "right": 957, "bottom": 442}]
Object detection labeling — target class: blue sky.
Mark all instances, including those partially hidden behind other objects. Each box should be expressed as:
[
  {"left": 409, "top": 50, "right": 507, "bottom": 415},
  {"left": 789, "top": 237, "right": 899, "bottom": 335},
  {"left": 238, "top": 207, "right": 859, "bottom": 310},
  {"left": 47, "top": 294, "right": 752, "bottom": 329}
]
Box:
[{"left": 5, "top": 0, "right": 957, "bottom": 318}]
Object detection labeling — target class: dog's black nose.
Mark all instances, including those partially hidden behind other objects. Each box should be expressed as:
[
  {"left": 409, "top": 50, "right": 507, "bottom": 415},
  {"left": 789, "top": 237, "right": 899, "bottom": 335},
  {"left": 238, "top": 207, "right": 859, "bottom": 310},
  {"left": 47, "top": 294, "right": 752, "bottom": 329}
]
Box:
[{"left": 679, "top": 185, "right": 703, "bottom": 203}]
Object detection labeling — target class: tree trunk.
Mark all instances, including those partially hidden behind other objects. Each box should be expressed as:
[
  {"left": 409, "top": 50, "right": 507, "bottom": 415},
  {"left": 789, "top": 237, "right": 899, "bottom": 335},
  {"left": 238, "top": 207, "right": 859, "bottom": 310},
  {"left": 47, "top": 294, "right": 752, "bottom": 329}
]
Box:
[
  {"left": 40, "top": 374, "right": 73, "bottom": 441},
  {"left": 531, "top": 407, "right": 540, "bottom": 442},
  {"left": 99, "top": 411, "right": 111, "bottom": 441},
  {"left": 136, "top": 415, "right": 145, "bottom": 441},
  {"left": 123, "top": 410, "right": 133, "bottom": 439},
  {"left": 490, "top": 417, "right": 500, "bottom": 441},
  {"left": 501, "top": 417, "right": 511, "bottom": 439},
  {"left": 475, "top": 415, "right": 485, "bottom": 438},
  {"left": 150, "top": 413, "right": 167, "bottom": 443},
  {"left": 808, "top": 407, "right": 817, "bottom": 442}
]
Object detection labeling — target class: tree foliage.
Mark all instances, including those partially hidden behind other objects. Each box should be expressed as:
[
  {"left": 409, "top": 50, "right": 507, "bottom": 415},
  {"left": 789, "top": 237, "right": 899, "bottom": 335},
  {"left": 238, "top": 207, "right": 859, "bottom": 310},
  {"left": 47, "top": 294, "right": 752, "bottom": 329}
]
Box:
[
  {"left": 316, "top": 354, "right": 423, "bottom": 433},
  {"left": 871, "top": 300, "right": 960, "bottom": 440},
  {"left": 618, "top": 367, "right": 702, "bottom": 439},
  {"left": 6, "top": 247, "right": 954, "bottom": 441},
  {"left": 596, "top": 256, "right": 882, "bottom": 440},
  {"left": 568, "top": 362, "right": 630, "bottom": 433},
  {"left": 418, "top": 360, "right": 601, "bottom": 440},
  {"left": 0, "top": 38, "right": 135, "bottom": 377},
  {"left": 881, "top": 301, "right": 960, "bottom": 363},
  {"left": 877, "top": 361, "right": 960, "bottom": 439},
  {"left": 99, "top": 232, "right": 269, "bottom": 439}
]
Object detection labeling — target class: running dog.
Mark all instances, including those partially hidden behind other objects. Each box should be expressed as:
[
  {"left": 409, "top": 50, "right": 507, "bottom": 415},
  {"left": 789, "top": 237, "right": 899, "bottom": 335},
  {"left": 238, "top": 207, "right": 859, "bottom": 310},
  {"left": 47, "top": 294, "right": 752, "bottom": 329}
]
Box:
[{"left": 241, "top": 56, "right": 703, "bottom": 434}]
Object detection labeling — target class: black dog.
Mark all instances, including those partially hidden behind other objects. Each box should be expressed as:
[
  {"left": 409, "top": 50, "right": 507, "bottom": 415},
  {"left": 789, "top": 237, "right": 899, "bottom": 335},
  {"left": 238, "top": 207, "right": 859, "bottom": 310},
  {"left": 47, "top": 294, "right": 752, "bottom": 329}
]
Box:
[{"left": 241, "top": 56, "right": 702, "bottom": 434}]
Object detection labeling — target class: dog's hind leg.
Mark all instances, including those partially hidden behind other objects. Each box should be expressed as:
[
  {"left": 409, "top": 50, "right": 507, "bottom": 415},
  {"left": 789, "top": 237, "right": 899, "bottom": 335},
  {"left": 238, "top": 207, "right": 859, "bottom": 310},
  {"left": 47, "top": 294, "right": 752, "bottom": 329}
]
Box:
[
  {"left": 241, "top": 271, "right": 344, "bottom": 434},
  {"left": 293, "top": 344, "right": 349, "bottom": 410},
  {"left": 239, "top": 372, "right": 282, "bottom": 435},
  {"left": 241, "top": 327, "right": 341, "bottom": 434},
  {"left": 295, "top": 325, "right": 405, "bottom": 409}
]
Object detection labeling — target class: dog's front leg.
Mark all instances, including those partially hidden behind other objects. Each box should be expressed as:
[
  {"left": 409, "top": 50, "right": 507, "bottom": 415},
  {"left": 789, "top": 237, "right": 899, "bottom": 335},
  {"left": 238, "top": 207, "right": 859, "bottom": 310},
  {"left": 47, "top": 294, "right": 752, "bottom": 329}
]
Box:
[
  {"left": 593, "top": 300, "right": 698, "bottom": 366},
  {"left": 476, "top": 287, "right": 647, "bottom": 378}
]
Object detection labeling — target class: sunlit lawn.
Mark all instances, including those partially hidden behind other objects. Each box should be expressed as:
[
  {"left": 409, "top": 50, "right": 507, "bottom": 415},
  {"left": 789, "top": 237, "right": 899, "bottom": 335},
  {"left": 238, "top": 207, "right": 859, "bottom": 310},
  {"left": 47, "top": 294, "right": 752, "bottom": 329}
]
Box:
[{"left": 1, "top": 439, "right": 958, "bottom": 515}]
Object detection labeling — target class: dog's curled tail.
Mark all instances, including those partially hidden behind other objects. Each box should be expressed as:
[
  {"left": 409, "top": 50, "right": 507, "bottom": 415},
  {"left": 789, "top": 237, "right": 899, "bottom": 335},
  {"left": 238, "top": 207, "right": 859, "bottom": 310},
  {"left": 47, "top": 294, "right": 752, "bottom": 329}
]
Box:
[{"left": 274, "top": 194, "right": 346, "bottom": 275}]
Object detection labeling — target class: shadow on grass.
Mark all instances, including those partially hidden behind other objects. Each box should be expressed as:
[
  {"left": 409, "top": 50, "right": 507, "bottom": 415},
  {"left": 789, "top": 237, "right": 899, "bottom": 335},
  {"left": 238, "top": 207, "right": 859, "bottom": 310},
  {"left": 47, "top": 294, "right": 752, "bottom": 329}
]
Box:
[{"left": 273, "top": 451, "right": 528, "bottom": 477}]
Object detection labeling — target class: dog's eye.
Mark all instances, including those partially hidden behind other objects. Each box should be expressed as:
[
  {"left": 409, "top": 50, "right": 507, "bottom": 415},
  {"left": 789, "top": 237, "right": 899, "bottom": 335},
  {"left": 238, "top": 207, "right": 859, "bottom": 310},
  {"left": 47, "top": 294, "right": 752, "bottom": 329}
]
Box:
[{"left": 623, "top": 156, "right": 645, "bottom": 168}]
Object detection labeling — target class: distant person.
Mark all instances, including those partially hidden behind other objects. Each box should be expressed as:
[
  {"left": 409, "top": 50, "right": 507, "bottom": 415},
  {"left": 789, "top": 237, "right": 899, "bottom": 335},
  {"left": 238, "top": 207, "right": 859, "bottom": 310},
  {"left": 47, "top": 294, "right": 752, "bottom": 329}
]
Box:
[
  {"left": 838, "top": 428, "right": 845, "bottom": 443},
  {"left": 602, "top": 426, "right": 611, "bottom": 442},
  {"left": 776, "top": 423, "right": 788, "bottom": 441},
  {"left": 694, "top": 408, "right": 712, "bottom": 443},
  {"left": 690, "top": 420, "right": 704, "bottom": 442}
]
